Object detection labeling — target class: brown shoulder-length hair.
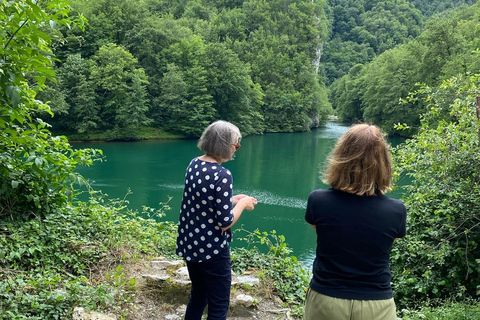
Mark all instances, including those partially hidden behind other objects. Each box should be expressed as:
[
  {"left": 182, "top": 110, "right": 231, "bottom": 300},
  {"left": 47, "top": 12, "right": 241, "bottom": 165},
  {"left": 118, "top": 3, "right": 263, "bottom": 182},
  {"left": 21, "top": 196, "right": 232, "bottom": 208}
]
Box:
[{"left": 322, "top": 123, "right": 392, "bottom": 196}]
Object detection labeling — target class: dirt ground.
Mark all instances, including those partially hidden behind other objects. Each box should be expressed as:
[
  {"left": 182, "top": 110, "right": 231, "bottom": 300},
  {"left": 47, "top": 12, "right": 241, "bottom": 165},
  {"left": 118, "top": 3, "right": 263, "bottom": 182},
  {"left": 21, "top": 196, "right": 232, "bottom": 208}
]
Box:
[{"left": 121, "top": 258, "right": 295, "bottom": 320}]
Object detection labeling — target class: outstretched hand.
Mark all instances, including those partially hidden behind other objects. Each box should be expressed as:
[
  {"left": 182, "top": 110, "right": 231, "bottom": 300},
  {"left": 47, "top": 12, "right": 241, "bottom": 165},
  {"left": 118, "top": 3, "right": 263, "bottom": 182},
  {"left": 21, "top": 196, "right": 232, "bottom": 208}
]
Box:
[
  {"left": 233, "top": 194, "right": 248, "bottom": 205},
  {"left": 236, "top": 196, "right": 258, "bottom": 211}
]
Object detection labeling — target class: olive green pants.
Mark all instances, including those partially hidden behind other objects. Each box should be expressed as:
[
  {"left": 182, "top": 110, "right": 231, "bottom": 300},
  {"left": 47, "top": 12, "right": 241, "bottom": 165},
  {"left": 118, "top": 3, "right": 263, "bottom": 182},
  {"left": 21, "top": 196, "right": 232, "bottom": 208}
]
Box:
[{"left": 304, "top": 288, "right": 397, "bottom": 320}]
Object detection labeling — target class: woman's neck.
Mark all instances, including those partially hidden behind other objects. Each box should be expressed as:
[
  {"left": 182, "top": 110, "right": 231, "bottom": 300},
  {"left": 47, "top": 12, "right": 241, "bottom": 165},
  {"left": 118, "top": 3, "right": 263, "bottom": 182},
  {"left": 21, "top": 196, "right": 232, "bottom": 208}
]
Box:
[{"left": 199, "top": 154, "right": 222, "bottom": 165}]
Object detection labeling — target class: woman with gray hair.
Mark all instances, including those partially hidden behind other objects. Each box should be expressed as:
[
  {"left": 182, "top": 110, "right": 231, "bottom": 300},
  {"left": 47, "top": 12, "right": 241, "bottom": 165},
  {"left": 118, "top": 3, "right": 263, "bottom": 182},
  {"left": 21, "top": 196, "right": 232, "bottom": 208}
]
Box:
[
  {"left": 304, "top": 123, "right": 407, "bottom": 320},
  {"left": 176, "top": 120, "right": 258, "bottom": 320}
]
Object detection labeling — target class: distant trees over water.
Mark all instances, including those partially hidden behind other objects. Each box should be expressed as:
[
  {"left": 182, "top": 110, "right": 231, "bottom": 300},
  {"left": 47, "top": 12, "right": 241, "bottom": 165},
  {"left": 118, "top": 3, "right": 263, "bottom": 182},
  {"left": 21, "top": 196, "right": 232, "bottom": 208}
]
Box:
[
  {"left": 41, "top": 0, "right": 332, "bottom": 137},
  {"left": 40, "top": 0, "right": 480, "bottom": 137},
  {"left": 328, "top": 0, "right": 480, "bottom": 134}
]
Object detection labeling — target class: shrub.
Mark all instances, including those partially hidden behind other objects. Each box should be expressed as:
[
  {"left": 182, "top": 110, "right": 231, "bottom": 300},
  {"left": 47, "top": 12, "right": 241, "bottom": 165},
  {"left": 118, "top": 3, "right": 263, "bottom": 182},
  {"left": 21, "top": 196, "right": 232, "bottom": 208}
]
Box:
[
  {"left": 231, "top": 228, "right": 311, "bottom": 317},
  {"left": 391, "top": 73, "right": 480, "bottom": 308},
  {"left": 400, "top": 299, "right": 480, "bottom": 320}
]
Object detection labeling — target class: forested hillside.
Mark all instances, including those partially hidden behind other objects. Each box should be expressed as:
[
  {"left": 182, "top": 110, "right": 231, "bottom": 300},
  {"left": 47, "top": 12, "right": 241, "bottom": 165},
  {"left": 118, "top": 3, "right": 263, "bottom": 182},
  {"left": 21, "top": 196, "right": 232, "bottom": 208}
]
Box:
[
  {"left": 39, "top": 0, "right": 480, "bottom": 138},
  {"left": 322, "top": 0, "right": 476, "bottom": 85},
  {"left": 41, "top": 0, "right": 331, "bottom": 137},
  {"left": 407, "top": 0, "right": 477, "bottom": 16},
  {"left": 329, "top": 0, "right": 480, "bottom": 133}
]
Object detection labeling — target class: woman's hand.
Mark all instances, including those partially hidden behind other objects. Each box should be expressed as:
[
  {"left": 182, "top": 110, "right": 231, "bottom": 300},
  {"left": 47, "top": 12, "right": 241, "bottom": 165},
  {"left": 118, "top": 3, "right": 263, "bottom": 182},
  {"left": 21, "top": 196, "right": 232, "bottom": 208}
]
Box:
[
  {"left": 236, "top": 196, "right": 258, "bottom": 211},
  {"left": 232, "top": 194, "right": 248, "bottom": 205},
  {"left": 222, "top": 196, "right": 258, "bottom": 231}
]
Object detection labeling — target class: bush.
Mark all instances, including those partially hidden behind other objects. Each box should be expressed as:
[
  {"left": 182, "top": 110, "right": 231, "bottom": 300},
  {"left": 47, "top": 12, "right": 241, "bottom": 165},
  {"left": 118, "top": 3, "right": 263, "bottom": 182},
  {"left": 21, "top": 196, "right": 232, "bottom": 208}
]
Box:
[
  {"left": 391, "top": 74, "right": 480, "bottom": 308},
  {"left": 400, "top": 299, "right": 480, "bottom": 320},
  {"left": 0, "top": 193, "right": 176, "bottom": 319},
  {"left": 231, "top": 228, "right": 311, "bottom": 317}
]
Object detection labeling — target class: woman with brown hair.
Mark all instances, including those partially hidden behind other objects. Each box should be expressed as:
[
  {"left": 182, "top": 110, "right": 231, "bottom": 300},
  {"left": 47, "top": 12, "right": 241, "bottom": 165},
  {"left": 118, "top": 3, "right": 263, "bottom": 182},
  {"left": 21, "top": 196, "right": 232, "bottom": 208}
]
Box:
[{"left": 304, "top": 123, "right": 407, "bottom": 320}]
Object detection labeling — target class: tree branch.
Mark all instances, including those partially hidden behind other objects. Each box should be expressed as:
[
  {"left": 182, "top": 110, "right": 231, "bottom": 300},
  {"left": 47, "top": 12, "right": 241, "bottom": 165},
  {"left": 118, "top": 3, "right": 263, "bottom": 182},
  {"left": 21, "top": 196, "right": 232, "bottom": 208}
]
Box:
[{"left": 4, "top": 18, "right": 29, "bottom": 50}]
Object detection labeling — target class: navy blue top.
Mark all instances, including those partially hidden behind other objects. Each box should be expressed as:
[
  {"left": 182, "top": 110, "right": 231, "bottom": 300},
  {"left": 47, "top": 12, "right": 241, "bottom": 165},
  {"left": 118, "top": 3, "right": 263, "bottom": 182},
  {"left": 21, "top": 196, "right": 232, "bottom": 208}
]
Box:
[
  {"left": 176, "top": 157, "right": 234, "bottom": 263},
  {"left": 305, "top": 188, "right": 407, "bottom": 300}
]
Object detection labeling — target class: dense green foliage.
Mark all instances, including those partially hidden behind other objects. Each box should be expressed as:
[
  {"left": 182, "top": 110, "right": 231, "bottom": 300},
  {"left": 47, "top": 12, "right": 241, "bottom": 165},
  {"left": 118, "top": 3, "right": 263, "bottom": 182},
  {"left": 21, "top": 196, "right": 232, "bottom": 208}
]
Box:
[
  {"left": 322, "top": 0, "right": 476, "bottom": 86},
  {"left": 407, "top": 0, "right": 477, "bottom": 16},
  {"left": 39, "top": 0, "right": 332, "bottom": 137},
  {"left": 0, "top": 0, "right": 95, "bottom": 219},
  {"left": 322, "top": 0, "right": 423, "bottom": 85},
  {"left": 401, "top": 300, "right": 480, "bottom": 320},
  {"left": 36, "top": 0, "right": 480, "bottom": 137},
  {"left": 330, "top": 2, "right": 480, "bottom": 133},
  {"left": 2, "top": 0, "right": 480, "bottom": 318},
  {"left": 0, "top": 1, "right": 176, "bottom": 318},
  {"left": 391, "top": 73, "right": 480, "bottom": 307},
  {"left": 0, "top": 196, "right": 176, "bottom": 319}
]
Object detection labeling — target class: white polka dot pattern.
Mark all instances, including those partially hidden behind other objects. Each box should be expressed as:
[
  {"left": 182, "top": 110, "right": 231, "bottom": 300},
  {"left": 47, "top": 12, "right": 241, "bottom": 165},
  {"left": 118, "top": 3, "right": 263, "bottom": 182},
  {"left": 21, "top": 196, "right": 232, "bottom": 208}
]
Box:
[{"left": 176, "top": 157, "right": 233, "bottom": 262}]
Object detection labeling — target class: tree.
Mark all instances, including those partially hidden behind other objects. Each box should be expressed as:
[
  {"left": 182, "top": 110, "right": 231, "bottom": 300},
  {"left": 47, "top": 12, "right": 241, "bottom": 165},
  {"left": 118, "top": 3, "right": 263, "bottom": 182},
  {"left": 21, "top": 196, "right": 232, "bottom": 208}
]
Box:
[
  {"left": 157, "top": 63, "right": 217, "bottom": 136},
  {"left": 89, "top": 43, "right": 151, "bottom": 129},
  {"left": 55, "top": 54, "right": 100, "bottom": 134},
  {"left": 406, "top": 0, "right": 477, "bottom": 16},
  {"left": 361, "top": 0, "right": 422, "bottom": 53},
  {"left": 330, "top": 2, "right": 480, "bottom": 133},
  {"left": 418, "top": 16, "right": 467, "bottom": 84},
  {"left": 322, "top": 0, "right": 424, "bottom": 85},
  {"left": 330, "top": 64, "right": 365, "bottom": 123},
  {"left": 62, "top": 0, "right": 149, "bottom": 58},
  {"left": 238, "top": 0, "right": 330, "bottom": 132},
  {"left": 361, "top": 44, "right": 424, "bottom": 133},
  {"left": 391, "top": 73, "right": 480, "bottom": 307},
  {"left": 203, "top": 42, "right": 264, "bottom": 134},
  {"left": 0, "top": 0, "right": 98, "bottom": 219}
]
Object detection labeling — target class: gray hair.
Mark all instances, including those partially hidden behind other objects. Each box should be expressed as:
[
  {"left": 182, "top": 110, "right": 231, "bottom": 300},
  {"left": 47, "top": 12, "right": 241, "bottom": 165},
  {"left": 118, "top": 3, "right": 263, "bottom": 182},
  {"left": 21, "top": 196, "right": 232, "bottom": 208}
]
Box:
[{"left": 197, "top": 120, "right": 241, "bottom": 161}]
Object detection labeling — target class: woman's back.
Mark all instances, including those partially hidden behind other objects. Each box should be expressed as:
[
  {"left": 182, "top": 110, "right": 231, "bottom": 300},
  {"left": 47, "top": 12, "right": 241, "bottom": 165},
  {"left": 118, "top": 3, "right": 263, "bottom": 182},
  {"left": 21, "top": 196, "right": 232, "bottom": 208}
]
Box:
[{"left": 305, "top": 188, "right": 406, "bottom": 300}]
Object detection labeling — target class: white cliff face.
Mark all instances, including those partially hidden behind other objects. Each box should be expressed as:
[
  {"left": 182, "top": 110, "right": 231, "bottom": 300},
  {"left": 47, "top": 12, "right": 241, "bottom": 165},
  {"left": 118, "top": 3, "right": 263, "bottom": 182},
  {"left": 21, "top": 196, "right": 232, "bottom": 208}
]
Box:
[
  {"left": 313, "top": 40, "right": 324, "bottom": 75},
  {"left": 312, "top": 6, "right": 325, "bottom": 75}
]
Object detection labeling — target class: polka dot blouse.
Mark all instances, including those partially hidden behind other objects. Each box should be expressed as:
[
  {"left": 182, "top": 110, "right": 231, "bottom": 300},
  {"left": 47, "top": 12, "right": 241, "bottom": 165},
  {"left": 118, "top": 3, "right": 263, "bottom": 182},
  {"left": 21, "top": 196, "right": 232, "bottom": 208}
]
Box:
[{"left": 175, "top": 157, "right": 234, "bottom": 263}]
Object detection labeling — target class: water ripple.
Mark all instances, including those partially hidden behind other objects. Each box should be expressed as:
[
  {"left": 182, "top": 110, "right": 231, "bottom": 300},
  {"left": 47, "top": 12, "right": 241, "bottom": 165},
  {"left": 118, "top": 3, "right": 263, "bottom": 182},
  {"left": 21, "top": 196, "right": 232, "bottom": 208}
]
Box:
[
  {"left": 236, "top": 189, "right": 307, "bottom": 209},
  {"left": 157, "top": 183, "right": 184, "bottom": 190}
]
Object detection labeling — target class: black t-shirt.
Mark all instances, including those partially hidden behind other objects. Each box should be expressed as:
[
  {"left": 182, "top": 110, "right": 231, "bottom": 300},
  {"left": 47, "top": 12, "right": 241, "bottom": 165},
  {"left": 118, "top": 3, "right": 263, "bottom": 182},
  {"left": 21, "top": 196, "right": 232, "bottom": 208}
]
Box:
[{"left": 305, "top": 188, "right": 407, "bottom": 300}]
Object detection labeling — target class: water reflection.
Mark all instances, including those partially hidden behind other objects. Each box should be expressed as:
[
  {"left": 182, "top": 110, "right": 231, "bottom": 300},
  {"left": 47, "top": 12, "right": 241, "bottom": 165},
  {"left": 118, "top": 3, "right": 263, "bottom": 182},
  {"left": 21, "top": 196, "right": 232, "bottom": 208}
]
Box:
[{"left": 317, "top": 121, "right": 350, "bottom": 139}]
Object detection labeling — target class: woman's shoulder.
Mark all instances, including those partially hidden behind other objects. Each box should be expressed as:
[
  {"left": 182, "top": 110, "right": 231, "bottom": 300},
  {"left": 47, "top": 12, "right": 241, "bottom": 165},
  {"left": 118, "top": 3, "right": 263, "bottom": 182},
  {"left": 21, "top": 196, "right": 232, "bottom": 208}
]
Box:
[
  {"left": 308, "top": 188, "right": 336, "bottom": 199},
  {"left": 381, "top": 195, "right": 406, "bottom": 210}
]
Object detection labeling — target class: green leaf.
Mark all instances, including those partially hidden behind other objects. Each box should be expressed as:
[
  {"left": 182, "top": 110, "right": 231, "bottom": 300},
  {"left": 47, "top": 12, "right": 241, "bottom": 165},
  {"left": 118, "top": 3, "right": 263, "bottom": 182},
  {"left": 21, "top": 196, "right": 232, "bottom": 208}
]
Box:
[{"left": 5, "top": 86, "right": 20, "bottom": 107}]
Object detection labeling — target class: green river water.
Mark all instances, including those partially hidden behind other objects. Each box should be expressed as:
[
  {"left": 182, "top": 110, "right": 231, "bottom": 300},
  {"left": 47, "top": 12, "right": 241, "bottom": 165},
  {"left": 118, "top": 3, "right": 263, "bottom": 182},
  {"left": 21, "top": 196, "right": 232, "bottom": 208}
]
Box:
[{"left": 74, "top": 122, "right": 404, "bottom": 268}]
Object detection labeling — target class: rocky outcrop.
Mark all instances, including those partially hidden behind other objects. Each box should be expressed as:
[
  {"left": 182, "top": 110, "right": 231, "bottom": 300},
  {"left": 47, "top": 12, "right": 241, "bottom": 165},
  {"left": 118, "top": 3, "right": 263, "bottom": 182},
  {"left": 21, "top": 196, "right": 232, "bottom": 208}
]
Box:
[
  {"left": 142, "top": 258, "right": 263, "bottom": 318},
  {"left": 72, "top": 257, "right": 293, "bottom": 320}
]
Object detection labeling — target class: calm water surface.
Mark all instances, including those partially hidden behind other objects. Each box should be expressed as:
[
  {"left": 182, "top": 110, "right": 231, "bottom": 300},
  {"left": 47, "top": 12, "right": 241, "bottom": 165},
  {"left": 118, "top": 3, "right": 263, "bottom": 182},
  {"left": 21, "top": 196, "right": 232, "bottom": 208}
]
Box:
[{"left": 74, "top": 122, "right": 403, "bottom": 268}]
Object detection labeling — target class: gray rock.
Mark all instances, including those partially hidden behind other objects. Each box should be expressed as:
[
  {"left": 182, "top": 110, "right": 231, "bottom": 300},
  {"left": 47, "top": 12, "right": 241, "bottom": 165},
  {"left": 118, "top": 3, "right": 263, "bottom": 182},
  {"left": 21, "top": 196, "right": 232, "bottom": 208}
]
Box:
[
  {"left": 175, "top": 266, "right": 190, "bottom": 280},
  {"left": 151, "top": 260, "right": 184, "bottom": 270},
  {"left": 72, "top": 307, "right": 117, "bottom": 320},
  {"left": 143, "top": 274, "right": 170, "bottom": 282},
  {"left": 236, "top": 275, "right": 260, "bottom": 286},
  {"left": 234, "top": 294, "right": 255, "bottom": 307}
]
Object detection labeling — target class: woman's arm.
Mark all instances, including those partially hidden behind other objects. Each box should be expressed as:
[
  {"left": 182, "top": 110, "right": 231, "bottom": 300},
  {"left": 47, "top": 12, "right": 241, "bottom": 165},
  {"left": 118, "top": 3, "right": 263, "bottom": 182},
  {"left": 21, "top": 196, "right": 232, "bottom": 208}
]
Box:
[{"left": 221, "top": 196, "right": 257, "bottom": 231}]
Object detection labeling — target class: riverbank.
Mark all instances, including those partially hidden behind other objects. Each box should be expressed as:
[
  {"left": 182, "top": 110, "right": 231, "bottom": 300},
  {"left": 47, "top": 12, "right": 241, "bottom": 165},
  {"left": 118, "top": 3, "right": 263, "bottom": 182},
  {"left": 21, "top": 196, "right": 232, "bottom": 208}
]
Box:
[
  {"left": 57, "top": 126, "right": 186, "bottom": 142},
  {"left": 75, "top": 255, "right": 480, "bottom": 320}
]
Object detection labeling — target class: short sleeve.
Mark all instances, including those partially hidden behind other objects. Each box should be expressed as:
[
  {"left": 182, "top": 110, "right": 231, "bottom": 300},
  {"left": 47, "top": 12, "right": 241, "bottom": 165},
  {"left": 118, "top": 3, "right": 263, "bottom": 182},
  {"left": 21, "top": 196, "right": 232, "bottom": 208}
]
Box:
[
  {"left": 305, "top": 191, "right": 316, "bottom": 225},
  {"left": 397, "top": 203, "right": 407, "bottom": 238}
]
